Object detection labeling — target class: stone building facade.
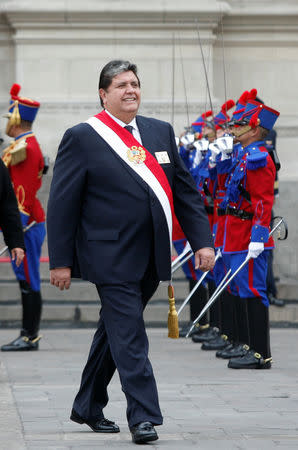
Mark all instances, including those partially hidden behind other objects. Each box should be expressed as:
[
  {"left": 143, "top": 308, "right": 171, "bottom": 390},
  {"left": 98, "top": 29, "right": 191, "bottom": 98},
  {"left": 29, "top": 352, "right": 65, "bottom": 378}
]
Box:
[{"left": 0, "top": 0, "right": 297, "bottom": 284}]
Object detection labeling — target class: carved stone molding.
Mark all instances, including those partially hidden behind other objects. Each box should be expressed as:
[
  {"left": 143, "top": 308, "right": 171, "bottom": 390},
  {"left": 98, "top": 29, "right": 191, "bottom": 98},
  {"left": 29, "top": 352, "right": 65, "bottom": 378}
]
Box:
[
  {"left": 0, "top": 100, "right": 219, "bottom": 118},
  {"left": 0, "top": 0, "right": 231, "bottom": 46},
  {"left": 1, "top": 100, "right": 297, "bottom": 137}
]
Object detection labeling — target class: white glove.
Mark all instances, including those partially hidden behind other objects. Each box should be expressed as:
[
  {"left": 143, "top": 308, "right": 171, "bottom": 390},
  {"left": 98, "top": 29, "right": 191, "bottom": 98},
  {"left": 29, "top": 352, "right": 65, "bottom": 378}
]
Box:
[
  {"left": 248, "top": 242, "right": 264, "bottom": 259},
  {"left": 180, "top": 133, "right": 195, "bottom": 150},
  {"left": 209, "top": 142, "right": 221, "bottom": 167},
  {"left": 215, "top": 135, "right": 234, "bottom": 161},
  {"left": 192, "top": 148, "right": 203, "bottom": 167},
  {"left": 193, "top": 138, "right": 209, "bottom": 153}
]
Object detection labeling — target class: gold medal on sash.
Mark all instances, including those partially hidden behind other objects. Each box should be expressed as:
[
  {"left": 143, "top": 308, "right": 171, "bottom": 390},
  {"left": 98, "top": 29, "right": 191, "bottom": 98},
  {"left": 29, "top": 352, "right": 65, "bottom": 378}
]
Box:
[{"left": 127, "top": 146, "right": 146, "bottom": 164}]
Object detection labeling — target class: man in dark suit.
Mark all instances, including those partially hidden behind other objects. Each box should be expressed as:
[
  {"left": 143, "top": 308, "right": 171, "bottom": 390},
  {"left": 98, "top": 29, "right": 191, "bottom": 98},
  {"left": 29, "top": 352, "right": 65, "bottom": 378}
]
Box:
[{"left": 47, "top": 60, "right": 215, "bottom": 444}]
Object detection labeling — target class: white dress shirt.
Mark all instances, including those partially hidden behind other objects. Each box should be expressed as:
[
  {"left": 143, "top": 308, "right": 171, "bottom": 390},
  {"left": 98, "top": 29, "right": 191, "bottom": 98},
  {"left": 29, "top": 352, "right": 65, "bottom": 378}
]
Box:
[{"left": 105, "top": 110, "right": 143, "bottom": 145}]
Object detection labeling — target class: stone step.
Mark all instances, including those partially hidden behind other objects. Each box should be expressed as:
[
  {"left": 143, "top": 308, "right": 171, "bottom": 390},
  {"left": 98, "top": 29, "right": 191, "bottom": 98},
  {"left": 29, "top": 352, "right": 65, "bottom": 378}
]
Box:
[
  {"left": 0, "top": 257, "right": 186, "bottom": 277},
  {"left": 1, "top": 254, "right": 297, "bottom": 327},
  {"left": 0, "top": 270, "right": 296, "bottom": 302},
  {"left": 0, "top": 275, "right": 297, "bottom": 327},
  {"left": 0, "top": 303, "right": 191, "bottom": 327},
  {"left": 0, "top": 300, "right": 297, "bottom": 328},
  {"left": 0, "top": 278, "right": 188, "bottom": 301},
  {"left": 276, "top": 278, "right": 298, "bottom": 300}
]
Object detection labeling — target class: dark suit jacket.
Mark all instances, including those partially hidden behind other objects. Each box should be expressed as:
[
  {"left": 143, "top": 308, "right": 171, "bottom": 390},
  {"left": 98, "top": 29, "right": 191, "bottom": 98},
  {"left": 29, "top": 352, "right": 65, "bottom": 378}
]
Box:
[
  {"left": 0, "top": 159, "right": 25, "bottom": 251},
  {"left": 47, "top": 114, "right": 213, "bottom": 284}
]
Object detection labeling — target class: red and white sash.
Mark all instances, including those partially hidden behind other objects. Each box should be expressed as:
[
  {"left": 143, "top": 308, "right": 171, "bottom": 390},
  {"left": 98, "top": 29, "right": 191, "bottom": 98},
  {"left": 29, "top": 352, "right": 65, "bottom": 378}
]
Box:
[{"left": 85, "top": 110, "right": 174, "bottom": 243}]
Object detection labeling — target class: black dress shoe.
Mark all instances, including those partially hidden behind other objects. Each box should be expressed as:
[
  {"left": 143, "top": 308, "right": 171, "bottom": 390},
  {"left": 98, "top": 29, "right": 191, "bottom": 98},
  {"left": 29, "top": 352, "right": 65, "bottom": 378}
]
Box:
[
  {"left": 1, "top": 335, "right": 41, "bottom": 352},
  {"left": 179, "top": 322, "right": 201, "bottom": 338},
  {"left": 268, "top": 294, "right": 285, "bottom": 307},
  {"left": 216, "top": 343, "right": 249, "bottom": 359},
  {"left": 70, "top": 409, "right": 120, "bottom": 433},
  {"left": 191, "top": 327, "right": 219, "bottom": 343},
  {"left": 215, "top": 343, "right": 234, "bottom": 358},
  {"left": 201, "top": 334, "right": 230, "bottom": 350},
  {"left": 228, "top": 350, "right": 272, "bottom": 369},
  {"left": 130, "top": 421, "right": 158, "bottom": 444}
]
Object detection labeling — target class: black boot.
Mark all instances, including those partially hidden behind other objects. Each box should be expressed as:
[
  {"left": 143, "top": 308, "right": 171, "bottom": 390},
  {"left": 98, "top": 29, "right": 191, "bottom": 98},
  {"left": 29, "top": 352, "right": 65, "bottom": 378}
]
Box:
[
  {"left": 208, "top": 281, "right": 221, "bottom": 329},
  {"left": 216, "top": 343, "right": 250, "bottom": 359},
  {"left": 20, "top": 281, "right": 42, "bottom": 340},
  {"left": 189, "top": 280, "right": 209, "bottom": 324},
  {"left": 1, "top": 335, "right": 41, "bottom": 352},
  {"left": 228, "top": 349, "right": 272, "bottom": 369},
  {"left": 246, "top": 297, "right": 271, "bottom": 360},
  {"left": 268, "top": 293, "right": 285, "bottom": 307},
  {"left": 179, "top": 322, "right": 200, "bottom": 338},
  {"left": 201, "top": 334, "right": 230, "bottom": 350},
  {"left": 220, "top": 291, "right": 237, "bottom": 344},
  {"left": 180, "top": 281, "right": 209, "bottom": 338},
  {"left": 1, "top": 282, "right": 42, "bottom": 352},
  {"left": 234, "top": 296, "right": 250, "bottom": 344},
  {"left": 191, "top": 326, "right": 219, "bottom": 343}
]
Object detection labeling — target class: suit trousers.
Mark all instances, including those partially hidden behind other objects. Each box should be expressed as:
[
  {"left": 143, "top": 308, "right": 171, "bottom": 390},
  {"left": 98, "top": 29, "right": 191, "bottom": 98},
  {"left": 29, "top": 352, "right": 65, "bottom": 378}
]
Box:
[{"left": 72, "top": 271, "right": 162, "bottom": 428}]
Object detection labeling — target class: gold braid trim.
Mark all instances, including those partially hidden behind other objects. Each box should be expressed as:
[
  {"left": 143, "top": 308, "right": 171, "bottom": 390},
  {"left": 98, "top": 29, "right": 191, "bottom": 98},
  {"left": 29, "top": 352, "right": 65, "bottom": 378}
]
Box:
[{"left": 16, "top": 185, "right": 29, "bottom": 215}]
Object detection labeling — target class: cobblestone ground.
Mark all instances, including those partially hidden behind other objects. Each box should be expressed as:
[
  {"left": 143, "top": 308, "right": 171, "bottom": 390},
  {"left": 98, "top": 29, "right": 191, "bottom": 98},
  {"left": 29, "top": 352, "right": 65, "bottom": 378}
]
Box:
[{"left": 0, "top": 328, "right": 298, "bottom": 450}]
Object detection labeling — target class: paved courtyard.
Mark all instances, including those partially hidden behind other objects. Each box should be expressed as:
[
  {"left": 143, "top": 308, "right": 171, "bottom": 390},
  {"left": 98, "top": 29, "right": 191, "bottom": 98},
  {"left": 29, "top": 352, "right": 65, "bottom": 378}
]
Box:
[{"left": 0, "top": 328, "right": 298, "bottom": 449}]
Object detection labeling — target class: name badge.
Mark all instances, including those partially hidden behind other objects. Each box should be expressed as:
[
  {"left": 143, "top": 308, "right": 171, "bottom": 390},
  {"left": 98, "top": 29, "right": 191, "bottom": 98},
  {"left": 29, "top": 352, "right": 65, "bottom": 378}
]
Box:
[{"left": 155, "top": 151, "right": 170, "bottom": 164}]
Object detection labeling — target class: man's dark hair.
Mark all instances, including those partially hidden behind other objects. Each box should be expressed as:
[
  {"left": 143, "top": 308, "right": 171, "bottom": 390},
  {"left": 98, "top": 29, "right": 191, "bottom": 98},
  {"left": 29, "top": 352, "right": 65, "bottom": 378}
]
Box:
[{"left": 98, "top": 60, "right": 140, "bottom": 107}]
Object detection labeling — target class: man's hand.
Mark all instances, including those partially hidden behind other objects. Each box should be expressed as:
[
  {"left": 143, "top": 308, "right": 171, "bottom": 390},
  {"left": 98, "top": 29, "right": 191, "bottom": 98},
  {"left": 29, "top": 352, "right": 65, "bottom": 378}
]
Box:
[
  {"left": 50, "top": 267, "right": 71, "bottom": 290},
  {"left": 195, "top": 247, "right": 215, "bottom": 272},
  {"left": 11, "top": 248, "right": 25, "bottom": 267}
]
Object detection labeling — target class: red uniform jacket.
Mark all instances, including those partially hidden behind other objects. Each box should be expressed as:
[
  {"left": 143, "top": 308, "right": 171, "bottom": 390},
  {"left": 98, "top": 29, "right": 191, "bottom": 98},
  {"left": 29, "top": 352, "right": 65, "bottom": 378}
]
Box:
[
  {"left": 213, "top": 158, "right": 232, "bottom": 248},
  {"left": 3, "top": 132, "right": 45, "bottom": 224},
  {"left": 222, "top": 142, "right": 275, "bottom": 253}
]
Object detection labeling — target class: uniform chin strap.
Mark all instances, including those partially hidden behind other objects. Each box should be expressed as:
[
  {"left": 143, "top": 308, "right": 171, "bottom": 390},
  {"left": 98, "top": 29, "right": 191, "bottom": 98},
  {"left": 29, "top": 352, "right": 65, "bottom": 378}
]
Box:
[
  {"left": 233, "top": 109, "right": 261, "bottom": 139},
  {"left": 232, "top": 124, "right": 252, "bottom": 138}
]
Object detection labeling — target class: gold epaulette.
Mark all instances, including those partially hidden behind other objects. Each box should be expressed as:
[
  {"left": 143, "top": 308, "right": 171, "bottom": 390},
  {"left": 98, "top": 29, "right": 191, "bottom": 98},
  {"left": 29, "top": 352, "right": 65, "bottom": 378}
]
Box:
[
  {"left": 2, "top": 142, "right": 14, "bottom": 167},
  {"left": 2, "top": 139, "right": 27, "bottom": 167},
  {"left": 10, "top": 139, "right": 27, "bottom": 166}
]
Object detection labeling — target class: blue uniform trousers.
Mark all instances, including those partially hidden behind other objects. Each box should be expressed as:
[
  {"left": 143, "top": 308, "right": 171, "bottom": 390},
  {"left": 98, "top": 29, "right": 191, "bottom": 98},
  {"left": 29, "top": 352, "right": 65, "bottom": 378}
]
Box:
[
  {"left": 11, "top": 213, "right": 46, "bottom": 292},
  {"left": 72, "top": 272, "right": 162, "bottom": 428},
  {"left": 223, "top": 251, "right": 270, "bottom": 306}
]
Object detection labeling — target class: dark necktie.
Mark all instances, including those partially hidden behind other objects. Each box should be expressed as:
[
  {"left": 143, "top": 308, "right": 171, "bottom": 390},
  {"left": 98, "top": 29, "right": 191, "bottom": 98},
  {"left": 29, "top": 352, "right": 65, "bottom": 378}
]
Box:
[{"left": 124, "top": 125, "right": 134, "bottom": 135}]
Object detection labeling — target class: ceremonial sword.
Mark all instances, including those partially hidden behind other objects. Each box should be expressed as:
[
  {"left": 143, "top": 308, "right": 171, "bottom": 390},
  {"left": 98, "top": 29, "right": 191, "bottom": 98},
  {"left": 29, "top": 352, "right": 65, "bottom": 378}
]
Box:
[
  {"left": 177, "top": 249, "right": 221, "bottom": 316},
  {"left": 171, "top": 241, "right": 193, "bottom": 274},
  {"left": 186, "top": 217, "right": 288, "bottom": 338},
  {"left": 0, "top": 220, "right": 36, "bottom": 256}
]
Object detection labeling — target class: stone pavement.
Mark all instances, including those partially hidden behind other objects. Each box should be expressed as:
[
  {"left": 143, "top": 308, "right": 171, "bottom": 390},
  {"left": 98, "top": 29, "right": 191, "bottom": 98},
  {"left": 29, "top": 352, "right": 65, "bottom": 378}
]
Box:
[{"left": 0, "top": 328, "right": 298, "bottom": 450}]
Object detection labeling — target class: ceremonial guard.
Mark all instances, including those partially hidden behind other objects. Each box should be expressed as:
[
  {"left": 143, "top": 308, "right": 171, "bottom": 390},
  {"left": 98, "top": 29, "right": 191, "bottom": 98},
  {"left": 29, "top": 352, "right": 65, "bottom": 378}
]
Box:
[
  {"left": 205, "top": 91, "right": 258, "bottom": 357},
  {"left": 1, "top": 84, "right": 46, "bottom": 351},
  {"left": 219, "top": 99, "right": 279, "bottom": 369},
  {"left": 174, "top": 110, "right": 214, "bottom": 338},
  {"left": 195, "top": 99, "right": 238, "bottom": 351},
  {"left": 254, "top": 97, "right": 284, "bottom": 307},
  {"left": 265, "top": 127, "right": 284, "bottom": 306}
]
